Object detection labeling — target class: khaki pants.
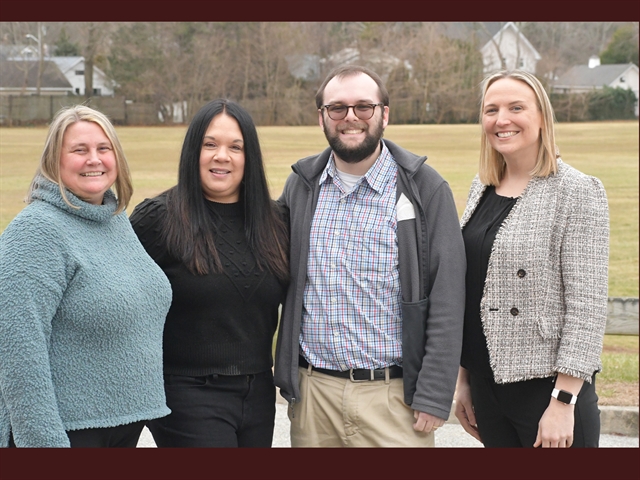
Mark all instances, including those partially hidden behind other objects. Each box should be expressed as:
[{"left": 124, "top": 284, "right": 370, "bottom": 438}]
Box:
[{"left": 289, "top": 366, "right": 435, "bottom": 447}]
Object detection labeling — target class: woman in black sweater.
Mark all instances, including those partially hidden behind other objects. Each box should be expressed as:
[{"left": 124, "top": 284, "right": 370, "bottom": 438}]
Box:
[{"left": 130, "top": 99, "right": 288, "bottom": 447}]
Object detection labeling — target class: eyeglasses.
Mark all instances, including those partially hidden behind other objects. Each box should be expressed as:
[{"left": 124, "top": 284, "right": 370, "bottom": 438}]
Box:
[{"left": 321, "top": 103, "right": 384, "bottom": 121}]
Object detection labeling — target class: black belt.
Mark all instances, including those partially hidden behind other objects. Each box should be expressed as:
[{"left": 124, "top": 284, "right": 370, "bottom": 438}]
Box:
[{"left": 299, "top": 356, "right": 403, "bottom": 382}]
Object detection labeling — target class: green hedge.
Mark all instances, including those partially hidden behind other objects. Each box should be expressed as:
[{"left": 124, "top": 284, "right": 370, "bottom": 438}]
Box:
[{"left": 551, "top": 86, "right": 637, "bottom": 122}]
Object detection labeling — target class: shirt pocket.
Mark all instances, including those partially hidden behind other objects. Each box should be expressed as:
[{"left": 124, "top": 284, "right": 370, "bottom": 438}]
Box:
[{"left": 344, "top": 224, "right": 397, "bottom": 277}]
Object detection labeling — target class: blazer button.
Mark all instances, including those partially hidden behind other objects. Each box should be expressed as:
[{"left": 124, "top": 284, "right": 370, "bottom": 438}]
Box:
[
  {"left": 517, "top": 269, "right": 527, "bottom": 278},
  {"left": 510, "top": 307, "right": 519, "bottom": 316}
]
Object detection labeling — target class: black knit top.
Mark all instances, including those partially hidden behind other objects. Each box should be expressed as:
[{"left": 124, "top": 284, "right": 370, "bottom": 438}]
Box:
[
  {"left": 460, "top": 186, "right": 517, "bottom": 378},
  {"left": 129, "top": 193, "right": 285, "bottom": 377}
]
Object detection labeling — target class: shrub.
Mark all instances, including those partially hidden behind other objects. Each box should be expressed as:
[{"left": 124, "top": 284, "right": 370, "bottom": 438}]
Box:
[{"left": 587, "top": 86, "right": 637, "bottom": 121}]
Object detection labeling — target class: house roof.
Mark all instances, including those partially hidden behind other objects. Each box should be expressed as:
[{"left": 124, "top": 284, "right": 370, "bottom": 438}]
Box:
[
  {"left": 50, "top": 56, "right": 84, "bottom": 73},
  {"left": 440, "top": 22, "right": 541, "bottom": 63},
  {"left": 479, "top": 22, "right": 541, "bottom": 60},
  {"left": 439, "top": 22, "right": 505, "bottom": 44},
  {"left": 0, "top": 60, "right": 72, "bottom": 90},
  {"left": 553, "top": 63, "right": 638, "bottom": 88}
]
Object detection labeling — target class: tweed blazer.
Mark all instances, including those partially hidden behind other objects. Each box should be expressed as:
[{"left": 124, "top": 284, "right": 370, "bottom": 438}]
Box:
[{"left": 460, "top": 160, "right": 609, "bottom": 384}]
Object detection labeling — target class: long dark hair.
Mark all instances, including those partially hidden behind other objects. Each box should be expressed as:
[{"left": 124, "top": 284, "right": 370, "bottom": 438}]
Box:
[{"left": 163, "top": 99, "right": 288, "bottom": 281}]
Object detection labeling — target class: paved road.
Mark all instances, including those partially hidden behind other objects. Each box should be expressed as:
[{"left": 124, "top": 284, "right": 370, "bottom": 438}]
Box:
[{"left": 137, "top": 403, "right": 639, "bottom": 448}]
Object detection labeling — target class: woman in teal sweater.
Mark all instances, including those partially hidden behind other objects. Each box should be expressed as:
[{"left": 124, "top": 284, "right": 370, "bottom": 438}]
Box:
[{"left": 0, "top": 105, "right": 172, "bottom": 447}]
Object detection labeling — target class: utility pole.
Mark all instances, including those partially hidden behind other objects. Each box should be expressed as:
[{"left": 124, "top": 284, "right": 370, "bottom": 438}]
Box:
[{"left": 25, "top": 23, "right": 44, "bottom": 95}]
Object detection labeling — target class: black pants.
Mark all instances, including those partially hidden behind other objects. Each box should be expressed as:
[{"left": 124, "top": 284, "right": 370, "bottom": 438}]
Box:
[
  {"left": 148, "top": 369, "right": 276, "bottom": 448},
  {"left": 9, "top": 420, "right": 146, "bottom": 448},
  {"left": 470, "top": 374, "right": 600, "bottom": 448}
]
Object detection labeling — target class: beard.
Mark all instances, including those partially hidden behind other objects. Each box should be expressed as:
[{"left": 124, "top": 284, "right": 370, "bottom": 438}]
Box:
[{"left": 323, "top": 116, "right": 385, "bottom": 164}]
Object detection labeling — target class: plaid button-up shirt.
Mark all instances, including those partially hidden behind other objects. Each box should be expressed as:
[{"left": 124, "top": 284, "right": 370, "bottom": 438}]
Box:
[{"left": 300, "top": 144, "right": 403, "bottom": 371}]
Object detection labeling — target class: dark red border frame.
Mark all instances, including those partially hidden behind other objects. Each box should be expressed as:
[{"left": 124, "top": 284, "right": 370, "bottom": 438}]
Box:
[
  {"left": 1, "top": 447, "right": 639, "bottom": 479},
  {"left": 1, "top": 2, "right": 638, "bottom": 480},
  {"left": 1, "top": 0, "right": 639, "bottom": 22}
]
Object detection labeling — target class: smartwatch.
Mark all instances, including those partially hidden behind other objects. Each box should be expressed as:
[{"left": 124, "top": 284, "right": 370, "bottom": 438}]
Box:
[{"left": 551, "top": 388, "right": 578, "bottom": 405}]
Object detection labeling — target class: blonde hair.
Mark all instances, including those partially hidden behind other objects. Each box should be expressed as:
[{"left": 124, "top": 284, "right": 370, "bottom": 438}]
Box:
[
  {"left": 478, "top": 70, "right": 558, "bottom": 186},
  {"left": 27, "top": 105, "right": 133, "bottom": 213}
]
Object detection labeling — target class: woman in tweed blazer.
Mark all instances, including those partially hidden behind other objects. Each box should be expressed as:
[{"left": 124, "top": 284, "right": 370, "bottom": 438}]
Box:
[{"left": 454, "top": 70, "right": 609, "bottom": 448}]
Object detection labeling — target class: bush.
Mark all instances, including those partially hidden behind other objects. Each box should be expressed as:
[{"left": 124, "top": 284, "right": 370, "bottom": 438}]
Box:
[
  {"left": 551, "top": 86, "right": 637, "bottom": 122},
  {"left": 587, "top": 86, "right": 637, "bottom": 120},
  {"left": 550, "top": 92, "right": 590, "bottom": 122}
]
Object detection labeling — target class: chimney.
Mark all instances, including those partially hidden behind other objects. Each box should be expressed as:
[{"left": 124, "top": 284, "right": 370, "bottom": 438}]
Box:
[{"left": 588, "top": 56, "right": 601, "bottom": 69}]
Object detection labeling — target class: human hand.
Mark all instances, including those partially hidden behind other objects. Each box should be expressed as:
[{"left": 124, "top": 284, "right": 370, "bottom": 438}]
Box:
[
  {"left": 533, "top": 401, "right": 575, "bottom": 448},
  {"left": 454, "top": 383, "right": 482, "bottom": 443},
  {"left": 413, "top": 410, "right": 445, "bottom": 433}
]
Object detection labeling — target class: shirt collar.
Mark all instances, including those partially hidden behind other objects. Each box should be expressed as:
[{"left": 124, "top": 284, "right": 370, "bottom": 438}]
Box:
[{"left": 319, "top": 141, "right": 395, "bottom": 194}]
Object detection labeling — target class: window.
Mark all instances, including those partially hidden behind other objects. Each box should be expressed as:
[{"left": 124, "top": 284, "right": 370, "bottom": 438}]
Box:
[
  {"left": 518, "top": 58, "right": 524, "bottom": 68},
  {"left": 75, "top": 70, "right": 84, "bottom": 76},
  {"left": 620, "top": 76, "right": 626, "bottom": 83},
  {"left": 93, "top": 88, "right": 101, "bottom": 96}
]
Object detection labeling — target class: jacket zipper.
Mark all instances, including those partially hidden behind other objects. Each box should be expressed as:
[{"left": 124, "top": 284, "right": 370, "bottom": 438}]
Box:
[{"left": 289, "top": 397, "right": 296, "bottom": 419}]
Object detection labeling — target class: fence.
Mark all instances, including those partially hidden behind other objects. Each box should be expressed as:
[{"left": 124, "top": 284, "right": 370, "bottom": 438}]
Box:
[
  {"left": 606, "top": 298, "right": 639, "bottom": 335},
  {"left": 0, "top": 95, "right": 318, "bottom": 126},
  {"left": 0, "top": 95, "right": 430, "bottom": 127},
  {"left": 0, "top": 95, "right": 161, "bottom": 126}
]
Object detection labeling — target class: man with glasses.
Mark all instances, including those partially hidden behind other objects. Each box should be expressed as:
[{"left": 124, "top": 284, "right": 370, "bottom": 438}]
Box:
[{"left": 274, "top": 65, "right": 466, "bottom": 447}]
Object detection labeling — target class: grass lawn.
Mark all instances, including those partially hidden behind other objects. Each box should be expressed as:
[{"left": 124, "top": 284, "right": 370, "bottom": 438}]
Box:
[
  {"left": 2, "top": 121, "right": 637, "bottom": 296},
  {"left": 599, "top": 334, "right": 639, "bottom": 406}
]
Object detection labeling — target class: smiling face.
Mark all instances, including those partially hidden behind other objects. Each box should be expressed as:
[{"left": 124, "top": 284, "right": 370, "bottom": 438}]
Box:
[
  {"left": 59, "top": 121, "right": 118, "bottom": 205},
  {"left": 319, "top": 73, "right": 389, "bottom": 164},
  {"left": 199, "top": 113, "right": 245, "bottom": 203},
  {"left": 482, "top": 77, "right": 543, "bottom": 165}
]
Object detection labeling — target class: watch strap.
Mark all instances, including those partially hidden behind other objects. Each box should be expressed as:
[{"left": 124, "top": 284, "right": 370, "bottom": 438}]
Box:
[{"left": 551, "top": 388, "right": 578, "bottom": 405}]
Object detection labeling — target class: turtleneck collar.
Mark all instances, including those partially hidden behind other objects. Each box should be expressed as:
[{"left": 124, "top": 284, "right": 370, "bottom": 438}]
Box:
[{"left": 29, "top": 175, "right": 118, "bottom": 223}]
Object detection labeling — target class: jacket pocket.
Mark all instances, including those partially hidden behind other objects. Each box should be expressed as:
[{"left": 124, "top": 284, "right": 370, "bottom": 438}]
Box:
[{"left": 535, "top": 316, "right": 562, "bottom": 339}]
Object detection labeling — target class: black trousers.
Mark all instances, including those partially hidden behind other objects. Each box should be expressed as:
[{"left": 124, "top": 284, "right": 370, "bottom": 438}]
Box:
[
  {"left": 469, "top": 374, "right": 600, "bottom": 448},
  {"left": 148, "top": 369, "right": 276, "bottom": 448},
  {"left": 9, "top": 420, "right": 146, "bottom": 448}
]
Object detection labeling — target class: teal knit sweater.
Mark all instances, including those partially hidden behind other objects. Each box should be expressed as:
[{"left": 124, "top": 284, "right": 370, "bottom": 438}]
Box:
[{"left": 0, "top": 178, "right": 172, "bottom": 447}]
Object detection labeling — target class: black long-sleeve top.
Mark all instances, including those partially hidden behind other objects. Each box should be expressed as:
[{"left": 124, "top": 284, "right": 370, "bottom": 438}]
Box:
[
  {"left": 130, "top": 193, "right": 285, "bottom": 377},
  {"left": 461, "top": 185, "right": 517, "bottom": 378}
]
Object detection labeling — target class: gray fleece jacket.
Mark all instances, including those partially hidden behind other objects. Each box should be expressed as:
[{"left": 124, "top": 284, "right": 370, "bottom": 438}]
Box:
[{"left": 274, "top": 139, "right": 466, "bottom": 420}]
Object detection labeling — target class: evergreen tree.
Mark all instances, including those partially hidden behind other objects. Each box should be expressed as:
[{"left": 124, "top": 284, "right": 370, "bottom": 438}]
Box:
[
  {"left": 54, "top": 27, "right": 80, "bottom": 56},
  {"left": 600, "top": 24, "right": 639, "bottom": 66}
]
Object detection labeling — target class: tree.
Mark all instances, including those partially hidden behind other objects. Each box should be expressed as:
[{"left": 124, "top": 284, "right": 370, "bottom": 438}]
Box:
[
  {"left": 396, "top": 23, "right": 484, "bottom": 124},
  {"left": 600, "top": 23, "right": 639, "bottom": 66},
  {"left": 521, "top": 22, "right": 622, "bottom": 80},
  {"left": 54, "top": 27, "right": 80, "bottom": 56},
  {"left": 82, "top": 23, "right": 99, "bottom": 99},
  {"left": 109, "top": 22, "right": 238, "bottom": 123}
]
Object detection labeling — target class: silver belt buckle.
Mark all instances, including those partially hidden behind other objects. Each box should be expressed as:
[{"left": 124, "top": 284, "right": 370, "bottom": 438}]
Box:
[{"left": 349, "top": 369, "right": 374, "bottom": 382}]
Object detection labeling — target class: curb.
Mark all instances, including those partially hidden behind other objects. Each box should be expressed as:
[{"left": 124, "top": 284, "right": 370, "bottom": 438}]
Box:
[
  {"left": 599, "top": 406, "right": 639, "bottom": 437},
  {"left": 279, "top": 390, "right": 639, "bottom": 437},
  {"left": 447, "top": 401, "right": 639, "bottom": 437}
]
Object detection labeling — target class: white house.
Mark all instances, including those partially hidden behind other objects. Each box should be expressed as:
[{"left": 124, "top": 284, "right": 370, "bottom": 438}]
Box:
[
  {"left": 439, "top": 22, "right": 541, "bottom": 75},
  {"left": 49, "top": 56, "right": 115, "bottom": 97},
  {"left": 479, "top": 22, "right": 541, "bottom": 74},
  {"left": 1, "top": 46, "right": 116, "bottom": 97},
  {"left": 552, "top": 58, "right": 639, "bottom": 116},
  {"left": 0, "top": 59, "right": 72, "bottom": 95}
]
